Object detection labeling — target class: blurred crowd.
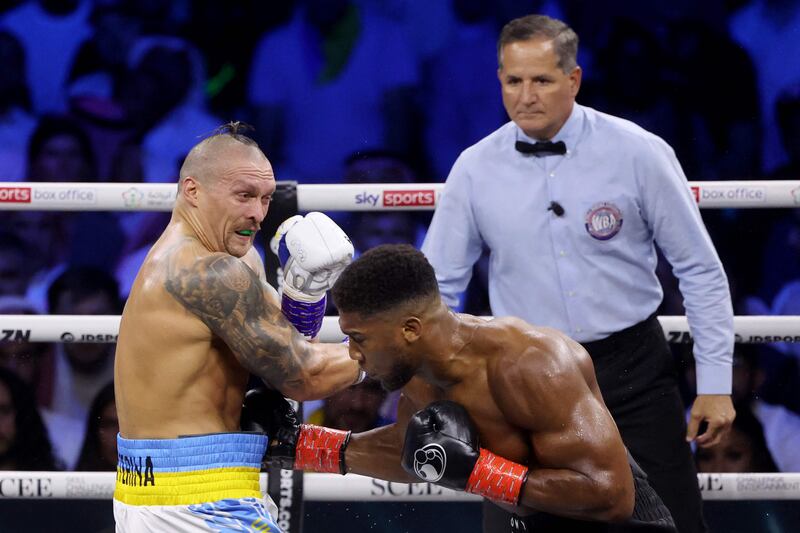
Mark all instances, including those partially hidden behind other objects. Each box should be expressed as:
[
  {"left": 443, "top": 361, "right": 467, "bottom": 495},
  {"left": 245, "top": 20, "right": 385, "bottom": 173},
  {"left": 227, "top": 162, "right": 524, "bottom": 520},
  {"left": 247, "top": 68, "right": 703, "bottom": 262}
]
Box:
[{"left": 0, "top": 0, "right": 799, "bottom": 478}]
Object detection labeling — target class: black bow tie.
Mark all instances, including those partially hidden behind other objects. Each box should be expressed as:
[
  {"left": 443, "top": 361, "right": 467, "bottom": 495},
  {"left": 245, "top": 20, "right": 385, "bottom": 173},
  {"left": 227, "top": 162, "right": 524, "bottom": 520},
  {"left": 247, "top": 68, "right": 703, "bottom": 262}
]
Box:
[{"left": 515, "top": 140, "right": 567, "bottom": 156}]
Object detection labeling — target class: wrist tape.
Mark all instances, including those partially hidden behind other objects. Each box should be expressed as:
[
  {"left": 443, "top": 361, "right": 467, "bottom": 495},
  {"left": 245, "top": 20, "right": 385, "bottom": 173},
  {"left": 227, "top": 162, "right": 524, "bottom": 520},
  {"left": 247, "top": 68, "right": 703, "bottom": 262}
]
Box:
[
  {"left": 294, "top": 424, "right": 351, "bottom": 474},
  {"left": 465, "top": 448, "right": 529, "bottom": 505},
  {"left": 282, "top": 293, "right": 326, "bottom": 339}
]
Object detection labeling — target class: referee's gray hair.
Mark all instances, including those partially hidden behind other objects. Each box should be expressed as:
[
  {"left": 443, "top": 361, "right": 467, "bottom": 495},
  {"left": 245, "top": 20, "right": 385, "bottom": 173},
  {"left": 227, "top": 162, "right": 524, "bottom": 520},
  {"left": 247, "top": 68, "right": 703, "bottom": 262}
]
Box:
[{"left": 497, "top": 14, "right": 579, "bottom": 73}]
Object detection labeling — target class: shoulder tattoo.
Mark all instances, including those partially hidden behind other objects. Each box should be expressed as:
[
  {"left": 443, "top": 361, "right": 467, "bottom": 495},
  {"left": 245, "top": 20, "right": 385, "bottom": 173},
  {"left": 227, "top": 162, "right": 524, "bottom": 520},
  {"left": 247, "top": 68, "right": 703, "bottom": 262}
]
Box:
[{"left": 164, "top": 254, "right": 312, "bottom": 386}]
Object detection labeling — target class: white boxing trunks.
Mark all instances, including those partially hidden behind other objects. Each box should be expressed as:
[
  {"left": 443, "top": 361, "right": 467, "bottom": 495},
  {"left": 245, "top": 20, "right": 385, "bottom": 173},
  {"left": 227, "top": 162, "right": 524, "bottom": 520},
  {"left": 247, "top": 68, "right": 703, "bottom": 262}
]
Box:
[{"left": 113, "top": 432, "right": 280, "bottom": 532}]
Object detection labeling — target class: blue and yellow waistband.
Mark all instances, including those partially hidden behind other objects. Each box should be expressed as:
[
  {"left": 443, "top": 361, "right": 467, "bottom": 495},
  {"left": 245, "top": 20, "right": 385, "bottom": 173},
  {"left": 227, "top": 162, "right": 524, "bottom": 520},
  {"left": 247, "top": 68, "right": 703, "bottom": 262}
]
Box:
[{"left": 114, "top": 432, "right": 268, "bottom": 506}]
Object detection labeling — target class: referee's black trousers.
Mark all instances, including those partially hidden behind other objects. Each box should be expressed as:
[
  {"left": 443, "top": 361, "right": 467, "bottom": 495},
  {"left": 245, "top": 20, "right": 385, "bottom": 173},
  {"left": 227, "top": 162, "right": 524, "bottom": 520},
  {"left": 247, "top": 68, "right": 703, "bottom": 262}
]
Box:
[{"left": 581, "top": 314, "right": 706, "bottom": 533}]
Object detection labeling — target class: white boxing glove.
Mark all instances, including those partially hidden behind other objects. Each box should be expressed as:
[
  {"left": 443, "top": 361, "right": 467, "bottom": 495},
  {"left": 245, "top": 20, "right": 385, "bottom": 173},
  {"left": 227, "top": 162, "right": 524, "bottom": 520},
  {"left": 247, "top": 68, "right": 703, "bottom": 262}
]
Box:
[
  {"left": 270, "top": 213, "right": 353, "bottom": 338},
  {"left": 271, "top": 212, "right": 354, "bottom": 301}
]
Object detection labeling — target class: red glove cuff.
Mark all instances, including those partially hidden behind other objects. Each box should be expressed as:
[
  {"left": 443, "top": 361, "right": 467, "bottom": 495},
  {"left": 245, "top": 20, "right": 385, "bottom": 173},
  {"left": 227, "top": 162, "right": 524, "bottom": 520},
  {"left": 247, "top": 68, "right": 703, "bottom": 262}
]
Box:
[
  {"left": 293, "top": 424, "right": 351, "bottom": 474},
  {"left": 466, "top": 448, "right": 529, "bottom": 505}
]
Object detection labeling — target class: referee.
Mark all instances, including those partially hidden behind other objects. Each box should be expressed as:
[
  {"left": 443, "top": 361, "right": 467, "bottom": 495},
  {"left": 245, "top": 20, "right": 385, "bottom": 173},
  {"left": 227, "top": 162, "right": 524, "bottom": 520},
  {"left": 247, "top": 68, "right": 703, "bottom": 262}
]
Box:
[{"left": 421, "top": 14, "right": 735, "bottom": 533}]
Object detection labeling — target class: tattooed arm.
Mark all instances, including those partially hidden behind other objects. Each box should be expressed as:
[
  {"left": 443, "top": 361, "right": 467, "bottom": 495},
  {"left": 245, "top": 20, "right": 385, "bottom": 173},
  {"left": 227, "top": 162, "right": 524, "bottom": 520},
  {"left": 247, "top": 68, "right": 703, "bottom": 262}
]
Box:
[{"left": 166, "top": 252, "right": 359, "bottom": 401}]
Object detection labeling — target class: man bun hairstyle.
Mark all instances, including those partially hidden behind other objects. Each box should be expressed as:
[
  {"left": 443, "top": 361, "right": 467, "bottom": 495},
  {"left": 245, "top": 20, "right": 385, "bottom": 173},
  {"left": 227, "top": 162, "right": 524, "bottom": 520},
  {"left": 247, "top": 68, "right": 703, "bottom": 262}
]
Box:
[
  {"left": 331, "top": 244, "right": 439, "bottom": 315},
  {"left": 206, "top": 120, "right": 258, "bottom": 146}
]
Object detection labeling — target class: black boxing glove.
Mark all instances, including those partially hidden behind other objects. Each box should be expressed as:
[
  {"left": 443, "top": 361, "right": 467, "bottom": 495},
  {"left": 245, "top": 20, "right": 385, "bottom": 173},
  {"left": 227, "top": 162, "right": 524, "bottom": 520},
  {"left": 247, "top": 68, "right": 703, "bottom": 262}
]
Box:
[
  {"left": 241, "top": 387, "right": 351, "bottom": 474},
  {"left": 401, "top": 400, "right": 529, "bottom": 505},
  {"left": 241, "top": 387, "right": 300, "bottom": 468}
]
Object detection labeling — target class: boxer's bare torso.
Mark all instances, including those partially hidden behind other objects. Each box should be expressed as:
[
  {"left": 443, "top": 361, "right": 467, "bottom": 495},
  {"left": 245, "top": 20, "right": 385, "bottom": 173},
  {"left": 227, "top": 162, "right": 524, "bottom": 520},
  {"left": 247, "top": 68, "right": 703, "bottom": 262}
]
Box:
[
  {"left": 115, "top": 222, "right": 276, "bottom": 439},
  {"left": 404, "top": 316, "right": 604, "bottom": 466},
  {"left": 352, "top": 315, "right": 612, "bottom": 468},
  {"left": 341, "top": 310, "right": 633, "bottom": 518}
]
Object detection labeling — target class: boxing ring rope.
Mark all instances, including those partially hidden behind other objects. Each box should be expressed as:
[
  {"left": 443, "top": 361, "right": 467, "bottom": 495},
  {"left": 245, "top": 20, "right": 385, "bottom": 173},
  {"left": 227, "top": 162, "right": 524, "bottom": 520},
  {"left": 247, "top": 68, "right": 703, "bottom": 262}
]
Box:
[
  {"left": 0, "top": 315, "right": 799, "bottom": 344},
  {"left": 0, "top": 472, "right": 797, "bottom": 501},
  {"left": 0, "top": 180, "right": 799, "bottom": 211}
]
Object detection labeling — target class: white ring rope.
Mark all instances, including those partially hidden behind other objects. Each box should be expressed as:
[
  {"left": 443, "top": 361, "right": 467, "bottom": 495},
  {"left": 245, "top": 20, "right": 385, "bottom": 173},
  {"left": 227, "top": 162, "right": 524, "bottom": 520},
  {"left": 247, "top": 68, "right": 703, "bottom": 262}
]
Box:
[
  {"left": 0, "top": 181, "right": 798, "bottom": 211},
  {"left": 0, "top": 315, "right": 798, "bottom": 344},
  {"left": 0, "top": 472, "right": 797, "bottom": 501}
]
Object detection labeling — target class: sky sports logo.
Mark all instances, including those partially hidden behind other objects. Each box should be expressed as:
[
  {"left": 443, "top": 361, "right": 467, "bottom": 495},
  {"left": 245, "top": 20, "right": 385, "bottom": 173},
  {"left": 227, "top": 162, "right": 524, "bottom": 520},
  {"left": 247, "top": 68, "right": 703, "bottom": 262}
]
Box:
[
  {"left": 383, "top": 189, "right": 436, "bottom": 207},
  {"left": 0, "top": 187, "right": 31, "bottom": 203},
  {"left": 355, "top": 189, "right": 437, "bottom": 207}
]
